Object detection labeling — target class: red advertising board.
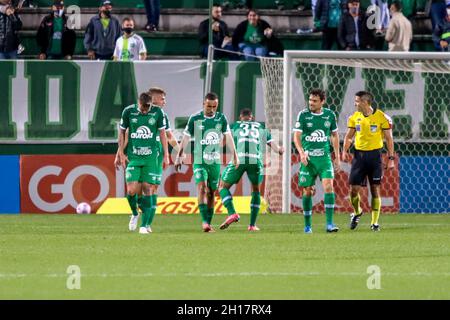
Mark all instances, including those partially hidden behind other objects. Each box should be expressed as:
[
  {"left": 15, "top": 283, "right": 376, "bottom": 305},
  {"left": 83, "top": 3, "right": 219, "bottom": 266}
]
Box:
[{"left": 20, "top": 155, "right": 117, "bottom": 213}]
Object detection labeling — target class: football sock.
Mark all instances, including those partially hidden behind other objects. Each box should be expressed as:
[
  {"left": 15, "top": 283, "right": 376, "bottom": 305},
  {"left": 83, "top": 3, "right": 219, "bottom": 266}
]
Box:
[
  {"left": 219, "top": 188, "right": 236, "bottom": 215},
  {"left": 137, "top": 195, "right": 143, "bottom": 212},
  {"left": 350, "top": 193, "right": 361, "bottom": 215},
  {"left": 198, "top": 203, "right": 209, "bottom": 224},
  {"left": 140, "top": 195, "right": 151, "bottom": 227},
  {"left": 324, "top": 192, "right": 335, "bottom": 226},
  {"left": 302, "top": 195, "right": 312, "bottom": 228},
  {"left": 207, "top": 207, "right": 214, "bottom": 224},
  {"left": 127, "top": 194, "right": 138, "bottom": 216},
  {"left": 147, "top": 194, "right": 157, "bottom": 226},
  {"left": 371, "top": 197, "right": 381, "bottom": 225},
  {"left": 250, "top": 191, "right": 261, "bottom": 226}
]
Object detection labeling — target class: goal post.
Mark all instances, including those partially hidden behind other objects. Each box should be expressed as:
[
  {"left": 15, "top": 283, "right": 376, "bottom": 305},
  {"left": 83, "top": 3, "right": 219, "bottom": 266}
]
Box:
[{"left": 260, "top": 51, "right": 450, "bottom": 214}]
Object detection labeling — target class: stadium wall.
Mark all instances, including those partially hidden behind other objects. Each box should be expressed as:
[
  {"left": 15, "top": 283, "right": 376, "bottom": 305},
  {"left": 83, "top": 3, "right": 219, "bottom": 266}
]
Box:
[{"left": 0, "top": 61, "right": 448, "bottom": 213}]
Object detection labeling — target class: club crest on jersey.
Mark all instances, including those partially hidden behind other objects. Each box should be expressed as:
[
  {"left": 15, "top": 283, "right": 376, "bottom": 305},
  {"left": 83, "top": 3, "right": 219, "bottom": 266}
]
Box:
[
  {"left": 131, "top": 126, "right": 153, "bottom": 139},
  {"left": 215, "top": 124, "right": 222, "bottom": 131},
  {"left": 148, "top": 118, "right": 156, "bottom": 125},
  {"left": 370, "top": 125, "right": 377, "bottom": 132},
  {"left": 200, "top": 131, "right": 220, "bottom": 145},
  {"left": 324, "top": 121, "right": 331, "bottom": 128},
  {"left": 305, "top": 130, "right": 328, "bottom": 142}
]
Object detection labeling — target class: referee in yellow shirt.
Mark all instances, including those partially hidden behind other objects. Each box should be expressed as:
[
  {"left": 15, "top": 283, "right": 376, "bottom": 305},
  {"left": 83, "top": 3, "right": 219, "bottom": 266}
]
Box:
[{"left": 342, "top": 91, "right": 395, "bottom": 231}]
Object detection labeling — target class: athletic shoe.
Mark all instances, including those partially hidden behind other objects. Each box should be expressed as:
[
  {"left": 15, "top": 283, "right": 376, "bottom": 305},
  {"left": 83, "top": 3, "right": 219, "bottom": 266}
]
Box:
[
  {"left": 145, "top": 225, "right": 153, "bottom": 233},
  {"left": 248, "top": 225, "right": 260, "bottom": 231},
  {"left": 371, "top": 224, "right": 381, "bottom": 232},
  {"left": 326, "top": 224, "right": 339, "bottom": 233},
  {"left": 304, "top": 226, "right": 312, "bottom": 234},
  {"left": 128, "top": 214, "right": 139, "bottom": 231},
  {"left": 202, "top": 223, "right": 215, "bottom": 233},
  {"left": 139, "top": 227, "right": 150, "bottom": 234},
  {"left": 219, "top": 213, "right": 240, "bottom": 230},
  {"left": 350, "top": 212, "right": 363, "bottom": 230}
]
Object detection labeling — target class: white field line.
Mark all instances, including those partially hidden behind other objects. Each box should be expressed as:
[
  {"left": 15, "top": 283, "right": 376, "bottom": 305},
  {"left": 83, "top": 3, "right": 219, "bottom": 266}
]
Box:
[{"left": 1, "top": 271, "right": 450, "bottom": 279}]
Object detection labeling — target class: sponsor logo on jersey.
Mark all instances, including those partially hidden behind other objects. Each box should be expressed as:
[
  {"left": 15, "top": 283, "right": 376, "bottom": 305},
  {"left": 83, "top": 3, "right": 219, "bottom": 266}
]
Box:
[
  {"left": 200, "top": 131, "right": 220, "bottom": 145},
  {"left": 305, "top": 130, "right": 328, "bottom": 142},
  {"left": 130, "top": 126, "right": 153, "bottom": 139},
  {"left": 308, "top": 149, "right": 325, "bottom": 157},
  {"left": 132, "top": 146, "right": 152, "bottom": 156},
  {"left": 295, "top": 122, "right": 300, "bottom": 128},
  {"left": 356, "top": 124, "right": 361, "bottom": 132}
]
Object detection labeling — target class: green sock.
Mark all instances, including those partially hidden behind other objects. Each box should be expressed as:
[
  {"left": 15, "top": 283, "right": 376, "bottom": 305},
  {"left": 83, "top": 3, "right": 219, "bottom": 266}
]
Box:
[
  {"left": 371, "top": 197, "right": 381, "bottom": 225},
  {"left": 207, "top": 207, "right": 214, "bottom": 224},
  {"left": 140, "top": 195, "right": 151, "bottom": 228},
  {"left": 350, "top": 193, "right": 361, "bottom": 215},
  {"left": 198, "top": 204, "right": 208, "bottom": 224},
  {"left": 250, "top": 191, "right": 261, "bottom": 226},
  {"left": 147, "top": 194, "right": 157, "bottom": 226},
  {"left": 302, "top": 195, "right": 312, "bottom": 228},
  {"left": 219, "top": 188, "right": 236, "bottom": 215},
  {"left": 137, "top": 195, "right": 143, "bottom": 212},
  {"left": 324, "top": 192, "right": 335, "bottom": 226},
  {"left": 127, "top": 194, "right": 138, "bottom": 216}
]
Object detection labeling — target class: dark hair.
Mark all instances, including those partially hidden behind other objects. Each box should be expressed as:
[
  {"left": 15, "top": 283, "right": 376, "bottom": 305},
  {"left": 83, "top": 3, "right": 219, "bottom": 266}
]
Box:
[
  {"left": 122, "top": 17, "right": 134, "bottom": 24},
  {"left": 139, "top": 92, "right": 151, "bottom": 106},
  {"left": 240, "top": 108, "right": 253, "bottom": 117},
  {"left": 205, "top": 92, "right": 219, "bottom": 101},
  {"left": 247, "top": 9, "right": 258, "bottom": 17},
  {"left": 309, "top": 89, "right": 326, "bottom": 101},
  {"left": 148, "top": 87, "right": 166, "bottom": 97},
  {"left": 355, "top": 90, "right": 374, "bottom": 105},
  {"left": 391, "top": 0, "right": 402, "bottom": 11}
]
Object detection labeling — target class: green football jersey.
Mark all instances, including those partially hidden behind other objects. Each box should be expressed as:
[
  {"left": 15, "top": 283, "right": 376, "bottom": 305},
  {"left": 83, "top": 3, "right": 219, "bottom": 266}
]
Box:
[
  {"left": 293, "top": 107, "right": 338, "bottom": 157},
  {"left": 120, "top": 104, "right": 166, "bottom": 162},
  {"left": 157, "top": 108, "right": 171, "bottom": 154},
  {"left": 231, "top": 121, "right": 272, "bottom": 165},
  {"left": 184, "top": 110, "right": 230, "bottom": 165}
]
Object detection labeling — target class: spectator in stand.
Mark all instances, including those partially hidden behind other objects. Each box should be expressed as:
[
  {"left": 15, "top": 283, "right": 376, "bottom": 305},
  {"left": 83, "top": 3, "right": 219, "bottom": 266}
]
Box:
[
  {"left": 36, "top": 0, "right": 76, "bottom": 60},
  {"left": 338, "top": 0, "right": 376, "bottom": 50},
  {"left": 0, "top": 0, "right": 22, "bottom": 59},
  {"left": 370, "top": 0, "right": 390, "bottom": 34},
  {"left": 432, "top": 2, "right": 450, "bottom": 51},
  {"left": 385, "top": 1, "right": 413, "bottom": 51},
  {"left": 143, "top": 0, "right": 160, "bottom": 32},
  {"left": 84, "top": 0, "right": 121, "bottom": 60},
  {"left": 430, "top": 0, "right": 448, "bottom": 31},
  {"left": 113, "top": 17, "right": 147, "bottom": 61},
  {"left": 198, "top": 4, "right": 233, "bottom": 59},
  {"left": 315, "top": 0, "right": 347, "bottom": 49},
  {"left": 232, "top": 9, "right": 273, "bottom": 61}
]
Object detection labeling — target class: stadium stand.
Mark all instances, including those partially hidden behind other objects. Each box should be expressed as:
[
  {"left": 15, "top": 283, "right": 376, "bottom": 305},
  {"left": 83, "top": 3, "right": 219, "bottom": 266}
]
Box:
[{"left": 16, "top": 0, "right": 437, "bottom": 59}]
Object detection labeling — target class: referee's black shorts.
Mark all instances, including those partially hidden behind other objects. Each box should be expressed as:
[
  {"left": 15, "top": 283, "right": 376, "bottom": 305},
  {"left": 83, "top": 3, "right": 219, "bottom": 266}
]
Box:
[{"left": 349, "top": 149, "right": 383, "bottom": 186}]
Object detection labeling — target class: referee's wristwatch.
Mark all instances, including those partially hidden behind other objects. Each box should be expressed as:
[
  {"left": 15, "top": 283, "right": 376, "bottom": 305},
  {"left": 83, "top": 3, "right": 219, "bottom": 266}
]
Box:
[{"left": 388, "top": 155, "right": 395, "bottom": 160}]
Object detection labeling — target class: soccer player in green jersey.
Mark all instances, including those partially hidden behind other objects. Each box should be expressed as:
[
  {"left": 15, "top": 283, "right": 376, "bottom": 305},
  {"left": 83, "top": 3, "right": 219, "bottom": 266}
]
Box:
[
  {"left": 115, "top": 92, "right": 169, "bottom": 234},
  {"left": 115, "top": 88, "right": 179, "bottom": 232},
  {"left": 218, "top": 108, "right": 284, "bottom": 231},
  {"left": 175, "top": 92, "right": 239, "bottom": 233},
  {"left": 293, "top": 89, "right": 341, "bottom": 234}
]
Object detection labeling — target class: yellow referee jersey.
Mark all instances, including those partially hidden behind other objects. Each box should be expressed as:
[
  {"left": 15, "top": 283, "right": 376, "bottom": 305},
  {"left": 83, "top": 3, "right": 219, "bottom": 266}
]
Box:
[{"left": 347, "top": 108, "right": 392, "bottom": 151}]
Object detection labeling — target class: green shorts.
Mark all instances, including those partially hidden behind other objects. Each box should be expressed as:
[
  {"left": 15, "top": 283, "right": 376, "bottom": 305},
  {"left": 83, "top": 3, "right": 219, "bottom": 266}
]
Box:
[
  {"left": 298, "top": 156, "right": 334, "bottom": 187},
  {"left": 221, "top": 162, "right": 263, "bottom": 185},
  {"left": 193, "top": 163, "right": 221, "bottom": 190},
  {"left": 126, "top": 157, "right": 162, "bottom": 185}
]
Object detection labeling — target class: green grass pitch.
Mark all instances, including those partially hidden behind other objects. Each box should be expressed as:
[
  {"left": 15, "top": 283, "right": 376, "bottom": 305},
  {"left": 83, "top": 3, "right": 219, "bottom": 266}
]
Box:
[{"left": 0, "top": 213, "right": 449, "bottom": 299}]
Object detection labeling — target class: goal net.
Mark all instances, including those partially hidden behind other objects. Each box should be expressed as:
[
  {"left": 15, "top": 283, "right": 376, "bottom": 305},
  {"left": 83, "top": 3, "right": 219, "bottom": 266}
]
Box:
[{"left": 260, "top": 51, "right": 450, "bottom": 214}]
